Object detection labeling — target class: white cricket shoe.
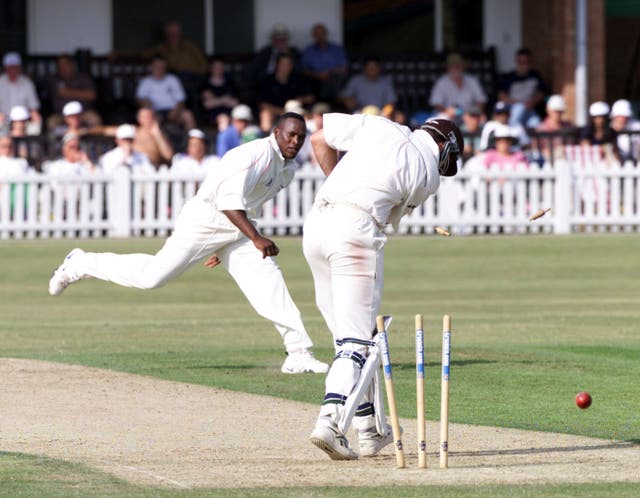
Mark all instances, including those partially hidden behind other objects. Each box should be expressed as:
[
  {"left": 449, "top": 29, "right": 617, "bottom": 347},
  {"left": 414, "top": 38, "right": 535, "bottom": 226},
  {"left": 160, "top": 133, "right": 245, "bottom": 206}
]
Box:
[
  {"left": 48, "top": 248, "right": 85, "bottom": 296},
  {"left": 310, "top": 418, "right": 358, "bottom": 460},
  {"left": 281, "top": 350, "right": 329, "bottom": 374},
  {"left": 358, "top": 424, "right": 394, "bottom": 457}
]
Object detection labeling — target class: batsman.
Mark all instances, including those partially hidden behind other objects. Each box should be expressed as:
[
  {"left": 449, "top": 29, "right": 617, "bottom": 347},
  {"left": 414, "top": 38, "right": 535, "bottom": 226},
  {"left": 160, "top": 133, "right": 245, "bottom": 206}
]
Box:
[{"left": 304, "top": 113, "right": 463, "bottom": 460}]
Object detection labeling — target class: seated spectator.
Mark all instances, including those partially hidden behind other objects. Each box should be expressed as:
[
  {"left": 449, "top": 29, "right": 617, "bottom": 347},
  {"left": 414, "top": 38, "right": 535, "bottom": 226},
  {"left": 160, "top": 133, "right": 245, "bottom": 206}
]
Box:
[
  {"left": 172, "top": 129, "right": 216, "bottom": 174},
  {"left": 609, "top": 99, "right": 640, "bottom": 162},
  {"left": 339, "top": 56, "right": 397, "bottom": 113},
  {"left": 498, "top": 48, "right": 548, "bottom": 128},
  {"left": 482, "top": 125, "right": 527, "bottom": 171},
  {"left": 152, "top": 20, "right": 208, "bottom": 91},
  {"left": 200, "top": 57, "right": 239, "bottom": 125},
  {"left": 216, "top": 104, "right": 253, "bottom": 157},
  {"left": 45, "top": 133, "right": 95, "bottom": 176},
  {"left": 0, "top": 52, "right": 41, "bottom": 131},
  {"left": 535, "top": 95, "right": 574, "bottom": 160},
  {"left": 133, "top": 106, "right": 174, "bottom": 168},
  {"left": 8, "top": 105, "right": 44, "bottom": 162},
  {"left": 429, "top": 53, "right": 487, "bottom": 122},
  {"left": 251, "top": 24, "right": 301, "bottom": 84},
  {"left": 136, "top": 56, "right": 196, "bottom": 131},
  {"left": 51, "top": 101, "right": 103, "bottom": 140},
  {"left": 9, "top": 105, "right": 40, "bottom": 137},
  {"left": 580, "top": 101, "right": 617, "bottom": 152},
  {"left": 301, "top": 23, "right": 348, "bottom": 103},
  {"left": 0, "top": 135, "right": 28, "bottom": 176},
  {"left": 46, "top": 55, "right": 101, "bottom": 133},
  {"left": 100, "top": 124, "right": 155, "bottom": 175},
  {"left": 258, "top": 53, "right": 314, "bottom": 133},
  {"left": 480, "top": 102, "right": 529, "bottom": 151},
  {"left": 460, "top": 104, "right": 484, "bottom": 160}
]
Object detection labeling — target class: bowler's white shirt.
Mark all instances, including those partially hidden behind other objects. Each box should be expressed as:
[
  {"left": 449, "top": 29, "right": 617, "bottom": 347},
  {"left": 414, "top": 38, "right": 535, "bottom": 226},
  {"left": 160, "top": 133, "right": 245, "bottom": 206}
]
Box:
[
  {"left": 195, "top": 134, "right": 296, "bottom": 219},
  {"left": 317, "top": 113, "right": 441, "bottom": 229},
  {"left": 135, "top": 74, "right": 186, "bottom": 111},
  {"left": 99, "top": 147, "right": 155, "bottom": 175}
]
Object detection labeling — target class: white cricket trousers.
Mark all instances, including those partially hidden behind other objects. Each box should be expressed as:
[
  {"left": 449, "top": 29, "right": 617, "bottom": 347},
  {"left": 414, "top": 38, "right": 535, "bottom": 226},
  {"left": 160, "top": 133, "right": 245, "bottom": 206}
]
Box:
[
  {"left": 303, "top": 202, "right": 386, "bottom": 428},
  {"left": 72, "top": 198, "right": 314, "bottom": 353}
]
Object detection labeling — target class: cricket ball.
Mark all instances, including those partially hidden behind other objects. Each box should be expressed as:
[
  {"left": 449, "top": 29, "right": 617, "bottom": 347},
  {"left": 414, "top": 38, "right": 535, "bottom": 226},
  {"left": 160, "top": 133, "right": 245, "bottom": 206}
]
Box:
[{"left": 575, "top": 391, "right": 592, "bottom": 409}]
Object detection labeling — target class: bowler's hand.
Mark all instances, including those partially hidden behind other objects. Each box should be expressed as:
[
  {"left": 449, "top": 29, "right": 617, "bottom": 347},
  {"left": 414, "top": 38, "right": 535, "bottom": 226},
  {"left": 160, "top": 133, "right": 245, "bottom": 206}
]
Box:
[
  {"left": 253, "top": 236, "right": 280, "bottom": 258},
  {"left": 204, "top": 254, "right": 221, "bottom": 268}
]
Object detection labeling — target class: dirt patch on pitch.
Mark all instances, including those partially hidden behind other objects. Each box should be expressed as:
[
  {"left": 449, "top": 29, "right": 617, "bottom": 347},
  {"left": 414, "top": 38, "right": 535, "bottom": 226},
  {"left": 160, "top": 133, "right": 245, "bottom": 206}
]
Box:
[{"left": 1, "top": 358, "right": 638, "bottom": 489}]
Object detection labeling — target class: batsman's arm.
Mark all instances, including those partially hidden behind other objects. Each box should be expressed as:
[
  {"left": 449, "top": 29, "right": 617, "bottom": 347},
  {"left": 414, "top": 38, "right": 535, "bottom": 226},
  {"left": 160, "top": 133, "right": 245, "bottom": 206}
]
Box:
[
  {"left": 310, "top": 129, "right": 339, "bottom": 177},
  {"left": 221, "top": 209, "right": 279, "bottom": 258}
]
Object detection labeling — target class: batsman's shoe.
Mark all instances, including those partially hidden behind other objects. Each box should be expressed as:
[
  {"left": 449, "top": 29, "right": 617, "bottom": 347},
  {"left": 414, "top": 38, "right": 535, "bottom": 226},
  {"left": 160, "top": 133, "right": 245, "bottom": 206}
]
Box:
[
  {"left": 358, "top": 424, "right": 395, "bottom": 457},
  {"left": 310, "top": 419, "right": 358, "bottom": 460},
  {"left": 48, "top": 248, "right": 85, "bottom": 296},
  {"left": 281, "top": 350, "right": 329, "bottom": 374}
]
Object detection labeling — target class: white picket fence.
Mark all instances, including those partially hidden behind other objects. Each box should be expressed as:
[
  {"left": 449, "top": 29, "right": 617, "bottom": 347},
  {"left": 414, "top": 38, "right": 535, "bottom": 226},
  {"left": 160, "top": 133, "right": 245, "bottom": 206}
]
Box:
[{"left": 1, "top": 157, "right": 640, "bottom": 240}]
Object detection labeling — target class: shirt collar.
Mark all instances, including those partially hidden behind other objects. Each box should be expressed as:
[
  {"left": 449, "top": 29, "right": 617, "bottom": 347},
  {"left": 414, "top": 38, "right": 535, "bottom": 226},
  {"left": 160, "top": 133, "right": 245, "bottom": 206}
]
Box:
[{"left": 269, "top": 134, "right": 285, "bottom": 161}]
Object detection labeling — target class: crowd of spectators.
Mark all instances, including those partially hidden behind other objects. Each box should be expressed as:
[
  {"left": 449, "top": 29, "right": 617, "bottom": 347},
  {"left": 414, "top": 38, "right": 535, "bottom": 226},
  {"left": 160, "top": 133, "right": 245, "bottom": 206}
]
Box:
[{"left": 1, "top": 20, "right": 640, "bottom": 183}]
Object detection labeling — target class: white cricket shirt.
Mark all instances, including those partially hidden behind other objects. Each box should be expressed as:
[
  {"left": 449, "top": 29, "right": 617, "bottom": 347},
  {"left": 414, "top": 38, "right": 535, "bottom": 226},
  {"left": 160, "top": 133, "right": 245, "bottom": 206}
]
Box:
[
  {"left": 195, "top": 134, "right": 296, "bottom": 219},
  {"left": 317, "top": 113, "right": 441, "bottom": 229}
]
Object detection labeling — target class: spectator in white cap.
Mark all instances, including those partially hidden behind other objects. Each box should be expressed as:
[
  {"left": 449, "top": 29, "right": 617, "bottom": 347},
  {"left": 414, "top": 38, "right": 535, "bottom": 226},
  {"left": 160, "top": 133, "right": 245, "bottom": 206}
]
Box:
[
  {"left": 537, "top": 95, "right": 573, "bottom": 131},
  {"left": 0, "top": 52, "right": 41, "bottom": 128},
  {"left": 41, "top": 132, "right": 96, "bottom": 211},
  {"left": 480, "top": 101, "right": 530, "bottom": 151},
  {"left": 172, "top": 128, "right": 218, "bottom": 173},
  {"left": 535, "top": 94, "right": 574, "bottom": 161},
  {"left": 580, "top": 101, "right": 617, "bottom": 153},
  {"left": 482, "top": 124, "right": 527, "bottom": 173},
  {"left": 7, "top": 105, "right": 43, "bottom": 160},
  {"left": 216, "top": 104, "right": 253, "bottom": 157},
  {"left": 8, "top": 105, "right": 30, "bottom": 137},
  {"left": 44, "top": 132, "right": 95, "bottom": 177},
  {"left": 99, "top": 124, "right": 154, "bottom": 176},
  {"left": 610, "top": 99, "right": 640, "bottom": 162},
  {"left": 50, "top": 101, "right": 102, "bottom": 139}
]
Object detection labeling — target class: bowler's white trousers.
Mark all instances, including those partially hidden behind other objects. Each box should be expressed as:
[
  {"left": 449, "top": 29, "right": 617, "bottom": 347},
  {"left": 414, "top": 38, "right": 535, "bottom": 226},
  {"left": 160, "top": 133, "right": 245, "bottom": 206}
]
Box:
[
  {"left": 73, "top": 198, "right": 314, "bottom": 353},
  {"left": 303, "top": 201, "right": 386, "bottom": 427}
]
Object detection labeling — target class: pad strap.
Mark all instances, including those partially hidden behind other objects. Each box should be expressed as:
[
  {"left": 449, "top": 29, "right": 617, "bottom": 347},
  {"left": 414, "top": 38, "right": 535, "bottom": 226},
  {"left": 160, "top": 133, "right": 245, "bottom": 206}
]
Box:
[
  {"left": 323, "top": 392, "right": 348, "bottom": 406},
  {"left": 334, "top": 349, "right": 366, "bottom": 368},
  {"left": 355, "top": 402, "right": 375, "bottom": 417}
]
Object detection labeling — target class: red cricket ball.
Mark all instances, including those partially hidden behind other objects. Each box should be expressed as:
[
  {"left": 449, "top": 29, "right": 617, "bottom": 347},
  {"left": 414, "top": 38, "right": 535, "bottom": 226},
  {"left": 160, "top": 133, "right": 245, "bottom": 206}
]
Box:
[{"left": 575, "top": 391, "right": 592, "bottom": 409}]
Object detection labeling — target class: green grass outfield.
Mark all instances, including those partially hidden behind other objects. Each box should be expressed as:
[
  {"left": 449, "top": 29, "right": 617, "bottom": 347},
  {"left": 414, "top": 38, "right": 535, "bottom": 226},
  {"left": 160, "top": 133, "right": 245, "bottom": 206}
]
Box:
[{"left": 1, "top": 234, "right": 639, "bottom": 497}]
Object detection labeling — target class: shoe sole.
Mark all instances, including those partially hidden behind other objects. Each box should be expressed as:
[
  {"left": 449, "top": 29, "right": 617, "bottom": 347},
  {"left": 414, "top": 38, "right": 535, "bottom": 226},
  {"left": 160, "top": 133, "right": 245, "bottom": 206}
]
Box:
[{"left": 310, "top": 436, "right": 357, "bottom": 460}]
